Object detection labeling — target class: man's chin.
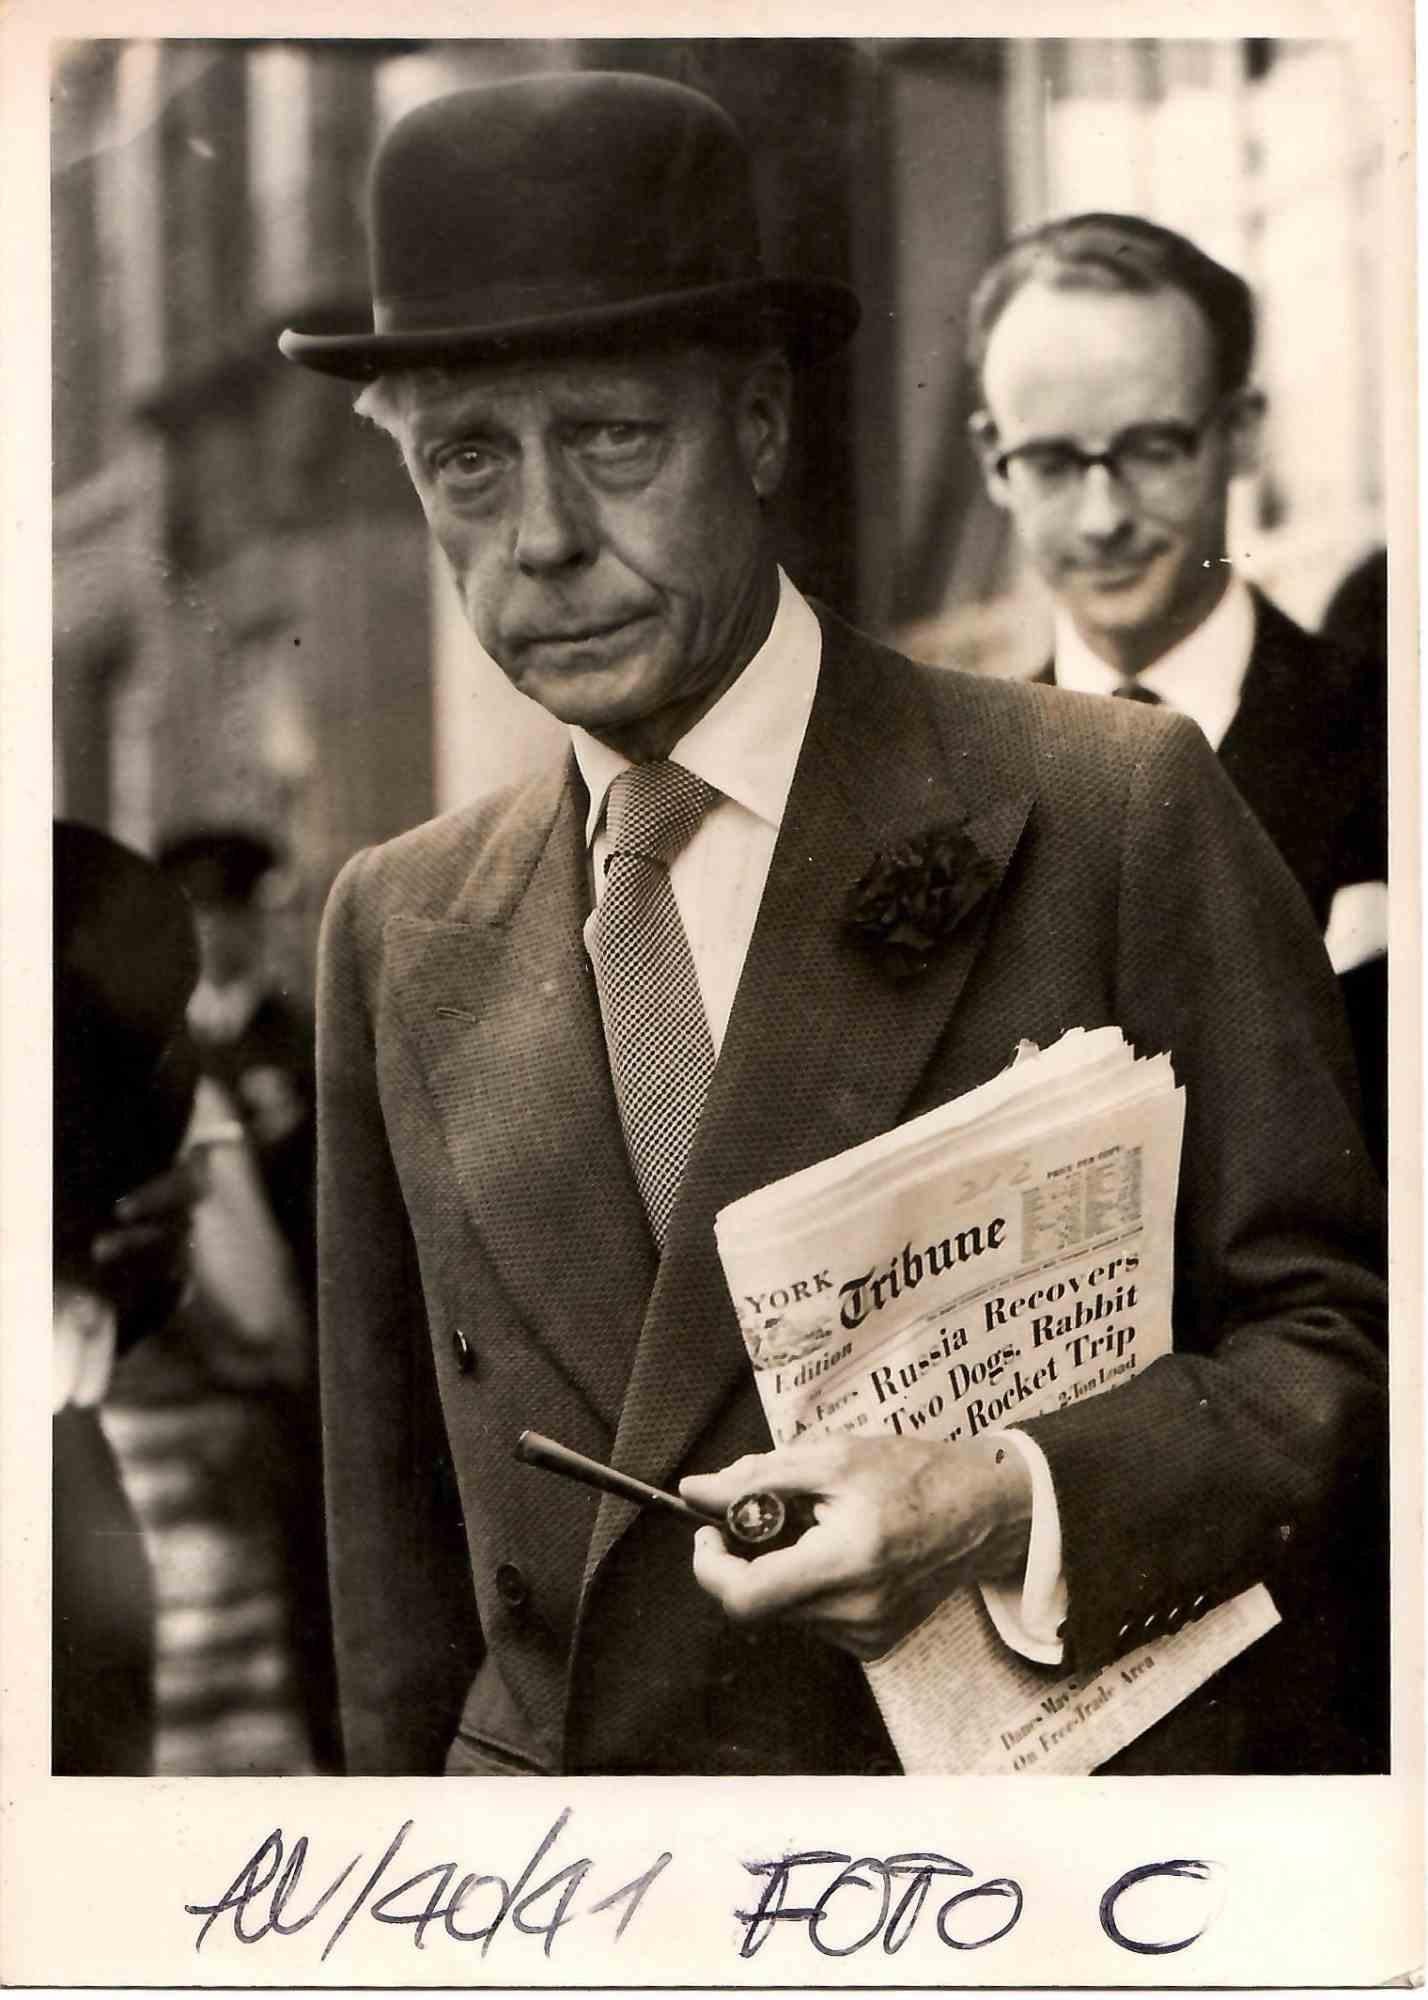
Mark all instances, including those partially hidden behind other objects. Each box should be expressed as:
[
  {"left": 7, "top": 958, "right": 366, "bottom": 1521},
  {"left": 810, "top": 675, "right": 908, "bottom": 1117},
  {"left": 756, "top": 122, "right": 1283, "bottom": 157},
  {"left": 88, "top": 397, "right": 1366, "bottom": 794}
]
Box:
[
  {"left": 511, "top": 656, "right": 666, "bottom": 737},
  {"left": 1068, "top": 573, "right": 1170, "bottom": 642}
]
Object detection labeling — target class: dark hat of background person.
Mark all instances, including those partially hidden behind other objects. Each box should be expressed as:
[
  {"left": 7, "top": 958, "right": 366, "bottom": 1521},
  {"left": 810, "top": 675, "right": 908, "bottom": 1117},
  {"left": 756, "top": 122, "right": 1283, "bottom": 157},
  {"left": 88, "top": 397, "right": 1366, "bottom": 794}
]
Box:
[
  {"left": 156, "top": 825, "right": 282, "bottom": 909},
  {"left": 967, "top": 211, "right": 1256, "bottom": 400},
  {"left": 278, "top": 70, "right": 861, "bottom": 381},
  {"left": 54, "top": 822, "right": 200, "bottom": 1283}
]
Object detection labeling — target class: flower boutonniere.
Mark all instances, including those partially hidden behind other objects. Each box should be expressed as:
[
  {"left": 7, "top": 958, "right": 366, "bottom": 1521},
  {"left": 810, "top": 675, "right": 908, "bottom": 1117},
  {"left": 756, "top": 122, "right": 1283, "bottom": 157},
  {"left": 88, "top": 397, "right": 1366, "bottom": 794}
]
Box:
[{"left": 843, "top": 820, "right": 999, "bottom": 981}]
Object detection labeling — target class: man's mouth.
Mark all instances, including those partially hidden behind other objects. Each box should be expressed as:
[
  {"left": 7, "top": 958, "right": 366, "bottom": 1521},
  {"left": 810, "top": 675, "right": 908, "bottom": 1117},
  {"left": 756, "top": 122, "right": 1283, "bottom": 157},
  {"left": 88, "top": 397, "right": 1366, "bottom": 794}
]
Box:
[
  {"left": 520, "top": 612, "right": 651, "bottom": 649},
  {"left": 1073, "top": 553, "right": 1162, "bottom": 590}
]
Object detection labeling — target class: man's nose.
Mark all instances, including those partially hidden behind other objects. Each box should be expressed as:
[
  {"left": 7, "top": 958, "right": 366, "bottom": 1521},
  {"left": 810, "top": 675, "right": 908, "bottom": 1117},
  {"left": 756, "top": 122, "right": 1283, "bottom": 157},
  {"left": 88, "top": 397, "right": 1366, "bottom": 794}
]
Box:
[
  {"left": 512, "top": 452, "right": 593, "bottom": 573},
  {"left": 1072, "top": 462, "right": 1135, "bottom": 542}
]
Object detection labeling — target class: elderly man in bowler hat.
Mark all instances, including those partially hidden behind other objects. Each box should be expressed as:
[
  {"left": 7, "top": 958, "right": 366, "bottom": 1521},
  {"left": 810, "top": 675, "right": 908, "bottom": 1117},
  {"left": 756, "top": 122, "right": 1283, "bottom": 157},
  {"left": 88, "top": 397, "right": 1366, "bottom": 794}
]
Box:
[{"left": 282, "top": 72, "right": 1385, "bottom": 1777}]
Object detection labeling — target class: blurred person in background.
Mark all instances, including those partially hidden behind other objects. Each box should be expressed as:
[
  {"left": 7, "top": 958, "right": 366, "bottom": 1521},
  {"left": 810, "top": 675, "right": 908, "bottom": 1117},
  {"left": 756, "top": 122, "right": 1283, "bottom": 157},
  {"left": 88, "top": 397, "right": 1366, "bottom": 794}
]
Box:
[
  {"left": 94, "top": 825, "right": 333, "bottom": 1773},
  {"left": 156, "top": 827, "right": 339, "bottom": 1768},
  {"left": 1316, "top": 542, "right": 1389, "bottom": 1214},
  {"left": 967, "top": 213, "right": 1388, "bottom": 1182},
  {"left": 1321, "top": 543, "right": 1388, "bottom": 674},
  {"left": 53, "top": 820, "right": 202, "bottom": 1774},
  {"left": 967, "top": 214, "right": 1389, "bottom": 1765},
  {"left": 157, "top": 828, "right": 316, "bottom": 1302},
  {"left": 279, "top": 74, "right": 1384, "bottom": 1779}
]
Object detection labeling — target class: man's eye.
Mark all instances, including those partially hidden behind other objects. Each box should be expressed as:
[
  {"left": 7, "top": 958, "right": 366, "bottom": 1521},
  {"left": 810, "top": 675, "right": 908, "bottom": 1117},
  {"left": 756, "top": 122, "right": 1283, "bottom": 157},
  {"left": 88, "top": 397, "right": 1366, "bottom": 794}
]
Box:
[
  {"left": 1016, "top": 445, "right": 1080, "bottom": 483},
  {"left": 575, "top": 422, "right": 660, "bottom": 465},
  {"left": 1121, "top": 429, "right": 1194, "bottom": 468},
  {"left": 432, "top": 445, "right": 506, "bottom": 490}
]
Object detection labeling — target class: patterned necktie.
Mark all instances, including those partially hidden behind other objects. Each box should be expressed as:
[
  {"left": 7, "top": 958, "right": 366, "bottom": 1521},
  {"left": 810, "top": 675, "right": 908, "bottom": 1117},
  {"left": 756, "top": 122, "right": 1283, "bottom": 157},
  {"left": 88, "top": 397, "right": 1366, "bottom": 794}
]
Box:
[
  {"left": 592, "top": 760, "right": 719, "bottom": 1246},
  {"left": 1111, "top": 679, "right": 1162, "bottom": 704}
]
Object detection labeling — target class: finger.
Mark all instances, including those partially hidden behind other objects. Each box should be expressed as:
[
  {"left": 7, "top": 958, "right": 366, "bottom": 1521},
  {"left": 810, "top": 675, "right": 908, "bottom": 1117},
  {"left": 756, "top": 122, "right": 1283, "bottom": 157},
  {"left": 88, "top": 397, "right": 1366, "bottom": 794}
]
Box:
[
  {"left": 693, "top": 1511, "right": 918, "bottom": 1650},
  {"left": 691, "top": 1525, "right": 813, "bottom": 1621},
  {"left": 680, "top": 1452, "right": 781, "bottom": 1508},
  {"left": 691, "top": 1520, "right": 857, "bottom": 1624},
  {"left": 90, "top": 1221, "right": 177, "bottom": 1266},
  {"left": 112, "top": 1156, "right": 207, "bottom": 1224},
  {"left": 680, "top": 1436, "right": 851, "bottom": 1509}
]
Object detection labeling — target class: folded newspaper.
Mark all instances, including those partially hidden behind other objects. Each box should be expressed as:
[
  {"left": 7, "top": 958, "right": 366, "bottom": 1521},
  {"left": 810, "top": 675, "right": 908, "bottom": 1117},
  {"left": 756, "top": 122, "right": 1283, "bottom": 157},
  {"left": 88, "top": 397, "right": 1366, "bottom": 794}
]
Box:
[{"left": 714, "top": 1026, "right": 1279, "bottom": 1774}]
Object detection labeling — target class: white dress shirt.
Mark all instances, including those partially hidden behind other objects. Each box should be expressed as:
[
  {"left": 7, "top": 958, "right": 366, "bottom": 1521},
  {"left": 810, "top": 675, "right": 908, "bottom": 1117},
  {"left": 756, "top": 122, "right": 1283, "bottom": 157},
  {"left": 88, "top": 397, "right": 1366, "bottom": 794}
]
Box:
[
  {"left": 572, "top": 568, "right": 820, "bottom": 1052},
  {"left": 1053, "top": 574, "right": 1255, "bottom": 749},
  {"left": 1054, "top": 576, "right": 1387, "bottom": 972},
  {"left": 573, "top": 568, "right": 1065, "bottom": 1662}
]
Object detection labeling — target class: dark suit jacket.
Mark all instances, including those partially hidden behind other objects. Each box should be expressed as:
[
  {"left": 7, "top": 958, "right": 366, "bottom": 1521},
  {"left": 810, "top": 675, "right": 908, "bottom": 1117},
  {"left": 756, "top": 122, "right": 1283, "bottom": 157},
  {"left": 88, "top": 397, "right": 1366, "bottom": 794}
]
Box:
[
  {"left": 1037, "top": 592, "right": 1388, "bottom": 1173},
  {"left": 317, "top": 607, "right": 1386, "bottom": 1777},
  {"left": 1218, "top": 592, "right": 1386, "bottom": 928}
]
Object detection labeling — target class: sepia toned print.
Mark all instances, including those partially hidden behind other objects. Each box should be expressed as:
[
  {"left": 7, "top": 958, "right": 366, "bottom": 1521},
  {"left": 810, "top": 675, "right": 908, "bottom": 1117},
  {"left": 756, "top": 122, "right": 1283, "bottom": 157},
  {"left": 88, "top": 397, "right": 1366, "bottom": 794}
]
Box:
[{"left": 6, "top": 13, "right": 1418, "bottom": 1990}]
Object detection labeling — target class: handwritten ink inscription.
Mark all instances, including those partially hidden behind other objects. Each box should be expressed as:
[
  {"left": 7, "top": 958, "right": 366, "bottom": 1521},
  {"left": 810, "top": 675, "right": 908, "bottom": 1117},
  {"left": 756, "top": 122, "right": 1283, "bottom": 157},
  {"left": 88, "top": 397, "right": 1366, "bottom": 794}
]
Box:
[
  {"left": 185, "top": 1815, "right": 1219, "bottom": 1965},
  {"left": 737, "top": 1850, "right": 1220, "bottom": 1960},
  {"left": 736, "top": 1848, "right": 1022, "bottom": 1957},
  {"left": 185, "top": 1809, "right": 670, "bottom": 1962}
]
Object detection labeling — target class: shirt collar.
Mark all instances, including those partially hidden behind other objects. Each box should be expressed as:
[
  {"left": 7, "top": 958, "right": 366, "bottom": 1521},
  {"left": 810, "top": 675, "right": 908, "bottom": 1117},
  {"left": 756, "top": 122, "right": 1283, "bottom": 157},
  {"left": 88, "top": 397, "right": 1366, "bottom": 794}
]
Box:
[
  {"left": 1053, "top": 575, "right": 1256, "bottom": 751},
  {"left": 571, "top": 567, "right": 822, "bottom": 845},
  {"left": 187, "top": 973, "right": 263, "bottom": 1043}
]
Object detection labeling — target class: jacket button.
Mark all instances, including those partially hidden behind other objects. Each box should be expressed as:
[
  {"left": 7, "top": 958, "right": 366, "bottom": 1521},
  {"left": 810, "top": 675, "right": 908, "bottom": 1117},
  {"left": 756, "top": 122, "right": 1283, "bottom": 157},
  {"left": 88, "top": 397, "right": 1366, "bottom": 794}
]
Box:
[
  {"left": 496, "top": 1562, "right": 530, "bottom": 1611},
  {"left": 451, "top": 1327, "right": 475, "bottom": 1374}
]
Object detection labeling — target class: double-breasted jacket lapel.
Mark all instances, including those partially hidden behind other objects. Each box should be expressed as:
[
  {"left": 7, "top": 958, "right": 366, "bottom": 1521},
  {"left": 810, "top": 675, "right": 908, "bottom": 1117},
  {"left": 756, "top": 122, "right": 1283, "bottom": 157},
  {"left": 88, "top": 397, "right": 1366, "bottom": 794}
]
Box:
[
  {"left": 384, "top": 753, "right": 656, "bottom": 1431},
  {"left": 580, "top": 611, "right": 1034, "bottom": 1592}
]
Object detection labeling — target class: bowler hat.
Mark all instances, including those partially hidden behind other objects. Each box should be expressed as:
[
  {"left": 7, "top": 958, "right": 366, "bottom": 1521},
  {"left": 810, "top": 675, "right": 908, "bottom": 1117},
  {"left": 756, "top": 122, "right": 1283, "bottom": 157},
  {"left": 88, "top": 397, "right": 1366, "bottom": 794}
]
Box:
[{"left": 279, "top": 70, "right": 860, "bottom": 380}]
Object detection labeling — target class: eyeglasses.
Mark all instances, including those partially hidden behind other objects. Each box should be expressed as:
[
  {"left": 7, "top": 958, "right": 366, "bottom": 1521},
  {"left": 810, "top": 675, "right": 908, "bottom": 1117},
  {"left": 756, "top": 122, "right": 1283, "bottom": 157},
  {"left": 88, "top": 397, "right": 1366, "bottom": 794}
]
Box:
[{"left": 992, "top": 403, "right": 1228, "bottom": 507}]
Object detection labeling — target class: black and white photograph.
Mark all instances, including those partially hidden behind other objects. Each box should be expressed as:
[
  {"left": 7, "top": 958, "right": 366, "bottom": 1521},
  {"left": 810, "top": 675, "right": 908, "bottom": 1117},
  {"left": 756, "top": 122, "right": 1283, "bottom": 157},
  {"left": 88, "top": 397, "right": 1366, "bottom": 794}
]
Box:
[{"left": 3, "top": 6, "right": 1420, "bottom": 1988}]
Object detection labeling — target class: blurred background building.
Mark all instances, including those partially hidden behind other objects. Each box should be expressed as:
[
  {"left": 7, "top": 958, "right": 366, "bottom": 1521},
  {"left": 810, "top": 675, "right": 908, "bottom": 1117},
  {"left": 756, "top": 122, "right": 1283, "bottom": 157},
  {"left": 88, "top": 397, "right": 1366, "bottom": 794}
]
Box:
[{"left": 53, "top": 34, "right": 1389, "bottom": 1000}]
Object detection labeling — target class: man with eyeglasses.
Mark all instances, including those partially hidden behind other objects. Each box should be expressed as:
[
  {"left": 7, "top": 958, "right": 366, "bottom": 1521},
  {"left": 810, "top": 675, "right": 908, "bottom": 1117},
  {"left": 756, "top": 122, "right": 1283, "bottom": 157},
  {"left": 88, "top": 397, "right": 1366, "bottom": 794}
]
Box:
[
  {"left": 965, "top": 213, "right": 1389, "bottom": 1769},
  {"left": 967, "top": 213, "right": 1388, "bottom": 1188}
]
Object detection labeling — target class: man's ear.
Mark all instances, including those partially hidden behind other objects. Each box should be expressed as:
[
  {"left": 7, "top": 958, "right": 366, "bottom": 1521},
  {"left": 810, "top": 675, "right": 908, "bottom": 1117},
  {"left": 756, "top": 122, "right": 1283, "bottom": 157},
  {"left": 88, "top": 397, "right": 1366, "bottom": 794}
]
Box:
[
  {"left": 1224, "top": 387, "right": 1266, "bottom": 480},
  {"left": 735, "top": 352, "right": 793, "bottom": 501},
  {"left": 968, "top": 409, "right": 1010, "bottom": 509}
]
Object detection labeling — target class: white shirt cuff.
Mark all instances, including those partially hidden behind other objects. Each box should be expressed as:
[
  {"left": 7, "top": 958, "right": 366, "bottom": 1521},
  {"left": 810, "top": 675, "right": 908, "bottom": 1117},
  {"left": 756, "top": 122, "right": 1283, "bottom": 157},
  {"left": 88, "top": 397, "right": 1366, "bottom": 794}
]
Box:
[
  {"left": 979, "top": 1428, "right": 1067, "bottom": 1665},
  {"left": 1324, "top": 880, "right": 1388, "bottom": 974},
  {"left": 53, "top": 1284, "right": 118, "bottom": 1412}
]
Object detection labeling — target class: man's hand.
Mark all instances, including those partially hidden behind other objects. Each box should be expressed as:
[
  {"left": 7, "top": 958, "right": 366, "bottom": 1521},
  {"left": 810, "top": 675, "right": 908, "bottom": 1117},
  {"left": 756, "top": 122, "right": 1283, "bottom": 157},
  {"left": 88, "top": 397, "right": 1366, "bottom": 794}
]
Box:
[
  {"left": 90, "top": 1154, "right": 208, "bottom": 1270},
  {"left": 88, "top": 1153, "right": 208, "bottom": 1338},
  {"left": 680, "top": 1434, "right": 1034, "bottom": 1662}
]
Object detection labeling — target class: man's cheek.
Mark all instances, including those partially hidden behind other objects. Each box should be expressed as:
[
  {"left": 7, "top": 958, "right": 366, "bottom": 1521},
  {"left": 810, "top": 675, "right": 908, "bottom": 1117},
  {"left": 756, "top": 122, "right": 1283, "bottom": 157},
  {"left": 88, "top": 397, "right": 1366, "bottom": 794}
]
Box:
[{"left": 1023, "top": 522, "right": 1073, "bottom": 588}]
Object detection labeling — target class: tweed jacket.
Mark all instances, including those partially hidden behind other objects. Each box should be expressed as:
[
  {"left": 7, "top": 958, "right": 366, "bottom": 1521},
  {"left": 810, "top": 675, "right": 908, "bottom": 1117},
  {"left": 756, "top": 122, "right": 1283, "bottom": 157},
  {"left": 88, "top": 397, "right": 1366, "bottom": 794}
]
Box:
[{"left": 316, "top": 605, "right": 1386, "bottom": 1777}]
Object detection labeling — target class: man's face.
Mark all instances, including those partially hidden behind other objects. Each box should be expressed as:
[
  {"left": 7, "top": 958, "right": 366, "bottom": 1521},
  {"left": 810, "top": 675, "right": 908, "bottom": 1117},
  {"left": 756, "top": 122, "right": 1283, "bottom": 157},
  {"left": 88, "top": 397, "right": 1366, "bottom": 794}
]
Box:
[
  {"left": 193, "top": 902, "right": 262, "bottom": 988},
  {"left": 390, "top": 344, "right": 789, "bottom": 758},
  {"left": 974, "top": 281, "right": 1260, "bottom": 673}
]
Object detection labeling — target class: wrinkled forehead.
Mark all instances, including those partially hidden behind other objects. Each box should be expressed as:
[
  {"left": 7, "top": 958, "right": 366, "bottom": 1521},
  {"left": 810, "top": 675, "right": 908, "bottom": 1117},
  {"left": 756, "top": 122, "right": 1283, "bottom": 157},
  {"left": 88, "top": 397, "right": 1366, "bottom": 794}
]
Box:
[
  {"left": 372, "top": 341, "right": 728, "bottom": 437},
  {"left": 980, "top": 278, "right": 1218, "bottom": 436}
]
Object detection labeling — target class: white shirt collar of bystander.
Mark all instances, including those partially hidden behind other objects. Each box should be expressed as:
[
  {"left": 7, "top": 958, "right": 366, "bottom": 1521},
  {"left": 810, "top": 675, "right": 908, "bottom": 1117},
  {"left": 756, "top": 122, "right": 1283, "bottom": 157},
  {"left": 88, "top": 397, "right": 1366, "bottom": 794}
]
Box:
[{"left": 1053, "top": 573, "right": 1256, "bottom": 751}]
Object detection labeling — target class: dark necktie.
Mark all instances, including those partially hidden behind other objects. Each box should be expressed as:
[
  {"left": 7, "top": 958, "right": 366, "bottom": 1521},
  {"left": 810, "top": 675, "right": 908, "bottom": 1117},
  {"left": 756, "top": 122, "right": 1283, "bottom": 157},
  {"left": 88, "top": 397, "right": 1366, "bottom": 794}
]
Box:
[
  {"left": 1111, "top": 680, "right": 1162, "bottom": 704},
  {"left": 592, "top": 761, "right": 719, "bottom": 1246}
]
